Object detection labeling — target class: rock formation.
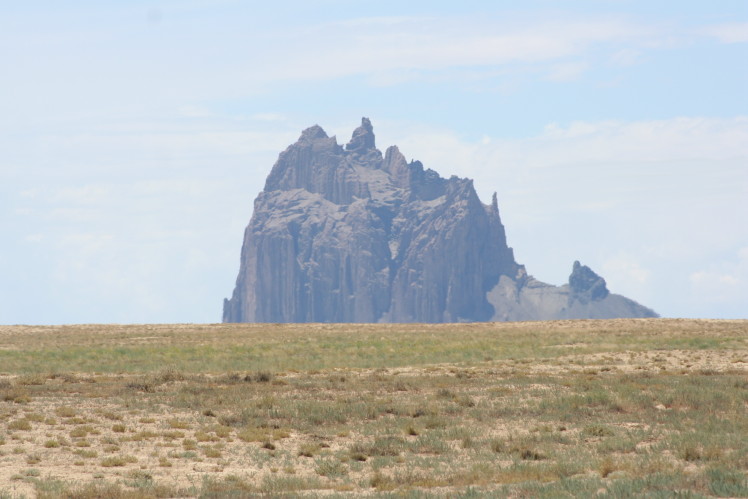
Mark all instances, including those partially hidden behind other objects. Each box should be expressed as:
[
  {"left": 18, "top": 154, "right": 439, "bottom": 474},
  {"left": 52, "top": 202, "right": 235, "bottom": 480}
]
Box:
[{"left": 223, "top": 118, "right": 657, "bottom": 323}]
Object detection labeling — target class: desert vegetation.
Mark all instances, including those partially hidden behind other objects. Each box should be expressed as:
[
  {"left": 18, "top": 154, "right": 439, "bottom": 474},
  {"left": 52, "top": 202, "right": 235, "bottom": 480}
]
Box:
[{"left": 0, "top": 319, "right": 746, "bottom": 497}]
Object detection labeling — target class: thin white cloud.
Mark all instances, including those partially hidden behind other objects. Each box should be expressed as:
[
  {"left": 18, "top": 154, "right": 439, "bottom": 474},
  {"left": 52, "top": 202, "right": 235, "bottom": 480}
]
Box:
[
  {"left": 546, "top": 61, "right": 589, "bottom": 82},
  {"left": 691, "top": 272, "right": 739, "bottom": 287},
  {"left": 23, "top": 124, "right": 299, "bottom": 179},
  {"left": 609, "top": 48, "right": 641, "bottom": 66},
  {"left": 533, "top": 116, "right": 748, "bottom": 163},
  {"left": 252, "top": 14, "right": 747, "bottom": 87},
  {"left": 602, "top": 254, "right": 652, "bottom": 299},
  {"left": 689, "top": 247, "right": 748, "bottom": 306},
  {"left": 264, "top": 16, "right": 651, "bottom": 82},
  {"left": 385, "top": 116, "right": 748, "bottom": 188},
  {"left": 700, "top": 22, "right": 748, "bottom": 44},
  {"left": 177, "top": 105, "right": 215, "bottom": 118},
  {"left": 323, "top": 15, "right": 422, "bottom": 29},
  {"left": 250, "top": 113, "right": 287, "bottom": 122},
  {"left": 1, "top": 9, "right": 739, "bottom": 122},
  {"left": 24, "top": 234, "right": 45, "bottom": 243},
  {"left": 51, "top": 185, "right": 112, "bottom": 205}
]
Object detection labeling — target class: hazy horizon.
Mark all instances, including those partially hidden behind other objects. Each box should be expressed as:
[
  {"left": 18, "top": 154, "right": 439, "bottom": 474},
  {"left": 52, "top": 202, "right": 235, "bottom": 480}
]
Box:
[{"left": 1, "top": 1, "right": 746, "bottom": 324}]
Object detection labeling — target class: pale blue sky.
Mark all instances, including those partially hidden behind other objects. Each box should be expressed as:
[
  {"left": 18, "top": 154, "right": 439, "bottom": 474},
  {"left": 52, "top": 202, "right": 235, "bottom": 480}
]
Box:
[{"left": 1, "top": 1, "right": 746, "bottom": 324}]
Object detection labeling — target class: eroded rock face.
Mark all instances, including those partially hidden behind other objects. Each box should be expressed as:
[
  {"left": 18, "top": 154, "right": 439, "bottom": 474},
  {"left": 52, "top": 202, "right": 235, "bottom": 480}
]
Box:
[
  {"left": 486, "top": 262, "right": 657, "bottom": 322},
  {"left": 569, "top": 261, "right": 609, "bottom": 303},
  {"left": 223, "top": 118, "right": 658, "bottom": 323}
]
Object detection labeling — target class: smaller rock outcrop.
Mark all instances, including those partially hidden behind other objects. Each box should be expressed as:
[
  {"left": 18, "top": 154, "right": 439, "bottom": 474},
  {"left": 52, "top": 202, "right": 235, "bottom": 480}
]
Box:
[
  {"left": 569, "top": 261, "right": 609, "bottom": 304},
  {"left": 487, "top": 261, "right": 657, "bottom": 321}
]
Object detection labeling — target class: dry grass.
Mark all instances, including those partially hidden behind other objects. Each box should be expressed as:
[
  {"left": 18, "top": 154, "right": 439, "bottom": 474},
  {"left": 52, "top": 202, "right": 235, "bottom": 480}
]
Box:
[{"left": 0, "top": 318, "right": 746, "bottom": 497}]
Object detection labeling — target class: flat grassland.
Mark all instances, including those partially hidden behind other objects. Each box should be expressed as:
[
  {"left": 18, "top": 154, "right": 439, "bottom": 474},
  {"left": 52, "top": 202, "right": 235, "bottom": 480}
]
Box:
[{"left": 0, "top": 319, "right": 746, "bottom": 498}]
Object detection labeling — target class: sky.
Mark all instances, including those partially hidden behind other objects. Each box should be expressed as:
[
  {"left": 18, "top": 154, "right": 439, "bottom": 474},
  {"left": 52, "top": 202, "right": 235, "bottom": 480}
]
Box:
[{"left": 1, "top": 1, "right": 746, "bottom": 324}]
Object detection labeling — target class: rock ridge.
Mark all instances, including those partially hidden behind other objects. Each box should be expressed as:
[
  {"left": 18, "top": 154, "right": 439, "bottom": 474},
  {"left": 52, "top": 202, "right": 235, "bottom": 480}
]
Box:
[{"left": 224, "top": 118, "right": 658, "bottom": 323}]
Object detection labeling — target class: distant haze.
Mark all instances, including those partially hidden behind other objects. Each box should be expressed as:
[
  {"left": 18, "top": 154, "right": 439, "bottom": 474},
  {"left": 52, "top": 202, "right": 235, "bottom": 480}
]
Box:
[{"left": 1, "top": 2, "right": 746, "bottom": 324}]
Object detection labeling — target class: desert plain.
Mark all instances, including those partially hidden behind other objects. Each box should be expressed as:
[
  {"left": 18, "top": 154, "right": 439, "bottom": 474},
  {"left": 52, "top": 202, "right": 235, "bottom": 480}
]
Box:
[{"left": 0, "top": 318, "right": 746, "bottom": 497}]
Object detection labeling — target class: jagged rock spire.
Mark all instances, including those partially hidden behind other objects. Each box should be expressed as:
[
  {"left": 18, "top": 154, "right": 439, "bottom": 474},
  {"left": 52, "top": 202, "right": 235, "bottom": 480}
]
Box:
[
  {"left": 300, "top": 124, "right": 328, "bottom": 141},
  {"left": 491, "top": 192, "right": 500, "bottom": 214},
  {"left": 568, "top": 261, "right": 610, "bottom": 303},
  {"left": 346, "top": 117, "right": 376, "bottom": 152}
]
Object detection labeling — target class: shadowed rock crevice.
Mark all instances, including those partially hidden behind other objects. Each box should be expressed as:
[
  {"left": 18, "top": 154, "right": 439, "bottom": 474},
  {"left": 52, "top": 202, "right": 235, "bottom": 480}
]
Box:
[{"left": 224, "top": 118, "right": 658, "bottom": 323}]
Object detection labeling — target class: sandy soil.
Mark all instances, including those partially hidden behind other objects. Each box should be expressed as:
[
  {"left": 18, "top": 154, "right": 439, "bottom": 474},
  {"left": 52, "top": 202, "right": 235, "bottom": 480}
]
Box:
[{"left": 0, "top": 319, "right": 746, "bottom": 496}]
